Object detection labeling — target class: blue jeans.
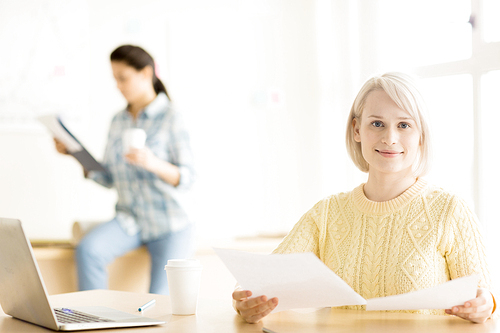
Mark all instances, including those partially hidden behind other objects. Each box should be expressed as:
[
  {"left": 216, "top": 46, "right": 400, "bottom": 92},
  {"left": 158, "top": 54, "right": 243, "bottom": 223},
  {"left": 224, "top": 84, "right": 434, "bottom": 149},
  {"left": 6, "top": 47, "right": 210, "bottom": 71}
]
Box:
[{"left": 75, "top": 219, "right": 193, "bottom": 295}]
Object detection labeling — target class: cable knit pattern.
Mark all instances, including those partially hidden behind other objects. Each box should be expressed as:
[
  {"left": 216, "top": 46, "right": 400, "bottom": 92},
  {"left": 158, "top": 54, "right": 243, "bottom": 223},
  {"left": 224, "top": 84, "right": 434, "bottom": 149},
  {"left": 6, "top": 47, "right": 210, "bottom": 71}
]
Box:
[{"left": 272, "top": 179, "right": 493, "bottom": 315}]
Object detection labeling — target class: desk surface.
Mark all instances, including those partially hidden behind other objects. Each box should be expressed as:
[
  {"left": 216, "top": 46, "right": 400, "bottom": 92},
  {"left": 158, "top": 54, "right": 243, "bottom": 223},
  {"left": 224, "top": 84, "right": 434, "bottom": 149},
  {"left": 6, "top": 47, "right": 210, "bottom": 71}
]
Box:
[{"left": 0, "top": 290, "right": 498, "bottom": 332}]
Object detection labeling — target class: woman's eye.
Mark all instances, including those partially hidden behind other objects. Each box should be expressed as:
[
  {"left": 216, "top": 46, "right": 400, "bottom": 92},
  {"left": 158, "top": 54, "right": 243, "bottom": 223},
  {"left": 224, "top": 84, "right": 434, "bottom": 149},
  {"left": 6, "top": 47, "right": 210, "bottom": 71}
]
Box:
[
  {"left": 399, "top": 123, "right": 410, "bottom": 129},
  {"left": 372, "top": 121, "right": 383, "bottom": 128}
]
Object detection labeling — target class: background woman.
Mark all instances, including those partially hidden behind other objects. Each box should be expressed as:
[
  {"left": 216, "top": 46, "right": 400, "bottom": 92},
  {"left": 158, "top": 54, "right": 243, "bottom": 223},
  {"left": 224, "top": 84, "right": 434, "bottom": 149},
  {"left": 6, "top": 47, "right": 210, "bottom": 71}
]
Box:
[
  {"left": 232, "top": 72, "right": 495, "bottom": 323},
  {"left": 55, "top": 44, "right": 195, "bottom": 295}
]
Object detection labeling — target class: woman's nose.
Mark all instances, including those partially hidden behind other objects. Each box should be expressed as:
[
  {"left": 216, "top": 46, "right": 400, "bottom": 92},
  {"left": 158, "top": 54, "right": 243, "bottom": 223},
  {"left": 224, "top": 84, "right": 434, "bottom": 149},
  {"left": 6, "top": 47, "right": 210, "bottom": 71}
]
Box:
[{"left": 381, "top": 128, "right": 398, "bottom": 145}]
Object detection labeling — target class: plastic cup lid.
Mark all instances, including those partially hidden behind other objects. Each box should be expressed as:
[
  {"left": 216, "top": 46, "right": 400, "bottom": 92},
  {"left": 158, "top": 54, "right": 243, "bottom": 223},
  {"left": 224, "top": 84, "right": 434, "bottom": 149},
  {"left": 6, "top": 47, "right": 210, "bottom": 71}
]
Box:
[{"left": 165, "top": 259, "right": 202, "bottom": 269}]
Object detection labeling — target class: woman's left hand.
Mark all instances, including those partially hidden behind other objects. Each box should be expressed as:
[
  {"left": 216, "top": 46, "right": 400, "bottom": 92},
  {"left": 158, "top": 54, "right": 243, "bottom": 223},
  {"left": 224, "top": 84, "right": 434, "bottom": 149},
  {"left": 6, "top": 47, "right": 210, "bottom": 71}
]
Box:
[
  {"left": 445, "top": 288, "right": 494, "bottom": 323},
  {"left": 124, "top": 147, "right": 159, "bottom": 172}
]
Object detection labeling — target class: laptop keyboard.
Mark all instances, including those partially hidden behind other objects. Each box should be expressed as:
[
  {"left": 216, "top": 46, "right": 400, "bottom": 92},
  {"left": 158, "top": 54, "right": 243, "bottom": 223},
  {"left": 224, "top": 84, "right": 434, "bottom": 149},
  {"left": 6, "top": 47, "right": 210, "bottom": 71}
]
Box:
[{"left": 54, "top": 308, "right": 114, "bottom": 324}]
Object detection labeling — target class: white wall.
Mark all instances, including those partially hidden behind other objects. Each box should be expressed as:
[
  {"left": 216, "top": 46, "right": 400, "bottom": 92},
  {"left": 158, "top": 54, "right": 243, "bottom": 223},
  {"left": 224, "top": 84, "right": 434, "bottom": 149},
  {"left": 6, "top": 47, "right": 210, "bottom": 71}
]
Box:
[{"left": 0, "top": 0, "right": 365, "bottom": 241}]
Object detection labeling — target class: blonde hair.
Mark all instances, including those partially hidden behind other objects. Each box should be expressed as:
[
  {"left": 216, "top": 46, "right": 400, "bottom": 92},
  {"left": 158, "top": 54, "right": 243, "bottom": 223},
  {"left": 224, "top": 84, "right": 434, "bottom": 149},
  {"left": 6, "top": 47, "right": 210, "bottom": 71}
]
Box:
[{"left": 345, "top": 72, "right": 432, "bottom": 177}]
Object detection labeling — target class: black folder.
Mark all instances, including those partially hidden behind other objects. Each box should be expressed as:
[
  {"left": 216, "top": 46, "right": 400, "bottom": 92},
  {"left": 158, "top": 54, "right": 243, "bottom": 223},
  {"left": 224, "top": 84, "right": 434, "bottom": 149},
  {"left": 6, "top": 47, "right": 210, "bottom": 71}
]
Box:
[
  {"left": 55, "top": 118, "right": 106, "bottom": 172},
  {"left": 38, "top": 115, "right": 106, "bottom": 172}
]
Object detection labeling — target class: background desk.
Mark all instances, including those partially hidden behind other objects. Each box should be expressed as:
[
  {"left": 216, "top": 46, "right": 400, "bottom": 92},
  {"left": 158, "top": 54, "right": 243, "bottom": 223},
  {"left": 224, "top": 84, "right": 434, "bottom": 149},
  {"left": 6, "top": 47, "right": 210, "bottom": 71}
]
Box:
[{"left": 0, "top": 290, "right": 498, "bottom": 333}]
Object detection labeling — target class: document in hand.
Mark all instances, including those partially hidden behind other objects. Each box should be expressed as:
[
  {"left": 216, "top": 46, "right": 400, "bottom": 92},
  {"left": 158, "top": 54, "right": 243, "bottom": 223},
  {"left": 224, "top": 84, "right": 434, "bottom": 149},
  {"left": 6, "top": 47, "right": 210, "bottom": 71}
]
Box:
[
  {"left": 214, "top": 248, "right": 479, "bottom": 313},
  {"left": 38, "top": 115, "right": 105, "bottom": 172}
]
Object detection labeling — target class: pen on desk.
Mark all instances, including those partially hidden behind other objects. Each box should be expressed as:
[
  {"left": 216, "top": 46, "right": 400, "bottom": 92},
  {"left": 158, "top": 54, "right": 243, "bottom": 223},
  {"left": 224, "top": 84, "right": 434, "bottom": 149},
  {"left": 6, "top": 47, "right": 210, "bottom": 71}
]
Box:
[
  {"left": 138, "top": 299, "right": 156, "bottom": 312},
  {"left": 262, "top": 328, "right": 278, "bottom": 333}
]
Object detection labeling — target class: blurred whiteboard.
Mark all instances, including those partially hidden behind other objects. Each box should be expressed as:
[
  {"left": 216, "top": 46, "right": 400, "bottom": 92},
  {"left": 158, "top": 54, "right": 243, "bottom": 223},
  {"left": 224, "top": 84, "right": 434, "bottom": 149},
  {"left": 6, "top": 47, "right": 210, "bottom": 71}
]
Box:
[{"left": 0, "top": 0, "right": 90, "bottom": 130}]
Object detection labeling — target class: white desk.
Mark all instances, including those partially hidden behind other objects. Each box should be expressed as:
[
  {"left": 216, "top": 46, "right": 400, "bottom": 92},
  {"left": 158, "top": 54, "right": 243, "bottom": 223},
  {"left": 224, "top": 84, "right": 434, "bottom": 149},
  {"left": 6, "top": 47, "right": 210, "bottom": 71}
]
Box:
[{"left": 0, "top": 290, "right": 498, "bottom": 332}]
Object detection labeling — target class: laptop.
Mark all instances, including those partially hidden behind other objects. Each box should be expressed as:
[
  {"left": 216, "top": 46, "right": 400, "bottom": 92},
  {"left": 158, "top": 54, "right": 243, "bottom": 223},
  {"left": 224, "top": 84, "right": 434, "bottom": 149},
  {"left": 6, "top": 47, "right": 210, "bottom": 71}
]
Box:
[{"left": 0, "top": 218, "right": 165, "bottom": 331}]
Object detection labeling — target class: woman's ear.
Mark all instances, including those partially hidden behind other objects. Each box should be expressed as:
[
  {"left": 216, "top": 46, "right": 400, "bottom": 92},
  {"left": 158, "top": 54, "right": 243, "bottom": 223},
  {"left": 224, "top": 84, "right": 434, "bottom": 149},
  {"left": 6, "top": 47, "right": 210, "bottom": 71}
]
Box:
[
  {"left": 353, "top": 118, "right": 361, "bottom": 143},
  {"left": 141, "top": 65, "right": 154, "bottom": 81}
]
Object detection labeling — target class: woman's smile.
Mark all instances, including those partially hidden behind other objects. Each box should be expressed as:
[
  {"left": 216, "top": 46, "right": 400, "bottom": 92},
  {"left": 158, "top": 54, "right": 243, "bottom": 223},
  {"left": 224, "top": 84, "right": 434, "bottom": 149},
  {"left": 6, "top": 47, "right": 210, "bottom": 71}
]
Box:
[{"left": 375, "top": 149, "right": 403, "bottom": 158}]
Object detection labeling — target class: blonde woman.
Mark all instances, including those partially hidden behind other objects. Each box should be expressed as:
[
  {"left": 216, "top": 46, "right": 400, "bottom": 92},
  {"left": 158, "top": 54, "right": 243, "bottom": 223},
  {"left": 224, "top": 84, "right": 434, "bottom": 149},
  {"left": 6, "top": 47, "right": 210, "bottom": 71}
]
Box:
[{"left": 232, "top": 72, "right": 496, "bottom": 324}]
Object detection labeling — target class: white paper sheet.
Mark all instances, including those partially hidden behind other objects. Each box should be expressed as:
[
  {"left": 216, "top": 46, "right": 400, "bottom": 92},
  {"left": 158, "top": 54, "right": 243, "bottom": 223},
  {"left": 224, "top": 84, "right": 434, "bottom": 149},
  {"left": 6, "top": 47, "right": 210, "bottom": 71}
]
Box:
[
  {"left": 37, "top": 115, "right": 82, "bottom": 153},
  {"left": 365, "top": 275, "right": 479, "bottom": 311},
  {"left": 214, "top": 248, "right": 366, "bottom": 313},
  {"left": 214, "top": 248, "right": 479, "bottom": 313}
]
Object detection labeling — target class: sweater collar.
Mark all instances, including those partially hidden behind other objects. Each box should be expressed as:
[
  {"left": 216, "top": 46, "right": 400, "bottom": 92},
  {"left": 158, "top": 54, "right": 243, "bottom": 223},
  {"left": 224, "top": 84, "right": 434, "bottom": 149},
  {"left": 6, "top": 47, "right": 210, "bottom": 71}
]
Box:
[{"left": 352, "top": 178, "right": 428, "bottom": 214}]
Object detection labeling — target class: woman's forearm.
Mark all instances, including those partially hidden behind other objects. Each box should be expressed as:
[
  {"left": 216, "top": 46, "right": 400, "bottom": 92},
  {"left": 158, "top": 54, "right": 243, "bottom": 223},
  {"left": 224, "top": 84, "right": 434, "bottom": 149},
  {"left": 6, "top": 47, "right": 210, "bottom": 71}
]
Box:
[{"left": 149, "top": 157, "right": 181, "bottom": 187}]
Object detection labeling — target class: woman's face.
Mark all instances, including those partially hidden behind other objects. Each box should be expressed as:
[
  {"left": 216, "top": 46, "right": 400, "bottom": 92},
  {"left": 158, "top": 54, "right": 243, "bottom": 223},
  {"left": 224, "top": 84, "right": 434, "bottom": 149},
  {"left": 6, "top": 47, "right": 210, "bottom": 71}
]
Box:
[
  {"left": 111, "top": 61, "right": 152, "bottom": 104},
  {"left": 353, "top": 89, "right": 421, "bottom": 179}
]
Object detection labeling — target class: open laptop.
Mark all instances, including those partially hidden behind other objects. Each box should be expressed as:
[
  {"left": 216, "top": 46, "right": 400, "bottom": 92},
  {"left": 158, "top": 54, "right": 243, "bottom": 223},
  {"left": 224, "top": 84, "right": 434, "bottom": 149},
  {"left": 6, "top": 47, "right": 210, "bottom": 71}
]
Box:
[{"left": 0, "top": 218, "right": 165, "bottom": 331}]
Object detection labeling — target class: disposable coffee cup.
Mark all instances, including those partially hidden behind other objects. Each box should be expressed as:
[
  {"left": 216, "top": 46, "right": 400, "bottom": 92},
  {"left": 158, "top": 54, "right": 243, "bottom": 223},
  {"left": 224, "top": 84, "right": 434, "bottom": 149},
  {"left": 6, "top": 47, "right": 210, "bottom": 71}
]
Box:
[
  {"left": 165, "top": 259, "right": 203, "bottom": 315},
  {"left": 122, "top": 128, "right": 146, "bottom": 153}
]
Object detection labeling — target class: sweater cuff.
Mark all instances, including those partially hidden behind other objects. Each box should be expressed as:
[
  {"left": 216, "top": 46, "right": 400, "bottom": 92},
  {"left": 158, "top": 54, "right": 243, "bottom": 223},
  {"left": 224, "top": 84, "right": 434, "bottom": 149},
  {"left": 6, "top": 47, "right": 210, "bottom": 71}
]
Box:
[{"left": 491, "top": 292, "right": 497, "bottom": 315}]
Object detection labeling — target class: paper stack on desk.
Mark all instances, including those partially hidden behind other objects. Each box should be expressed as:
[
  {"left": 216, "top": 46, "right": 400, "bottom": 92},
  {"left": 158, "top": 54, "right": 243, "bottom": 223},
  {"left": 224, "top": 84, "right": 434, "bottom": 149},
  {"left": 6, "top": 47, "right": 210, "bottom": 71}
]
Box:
[{"left": 214, "top": 248, "right": 478, "bottom": 313}]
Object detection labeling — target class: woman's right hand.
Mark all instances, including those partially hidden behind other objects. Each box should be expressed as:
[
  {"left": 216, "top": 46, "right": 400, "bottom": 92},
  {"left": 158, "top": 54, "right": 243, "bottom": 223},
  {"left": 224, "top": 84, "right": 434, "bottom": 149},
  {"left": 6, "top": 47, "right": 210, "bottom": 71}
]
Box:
[
  {"left": 54, "top": 138, "right": 69, "bottom": 155},
  {"left": 232, "top": 290, "right": 278, "bottom": 324}
]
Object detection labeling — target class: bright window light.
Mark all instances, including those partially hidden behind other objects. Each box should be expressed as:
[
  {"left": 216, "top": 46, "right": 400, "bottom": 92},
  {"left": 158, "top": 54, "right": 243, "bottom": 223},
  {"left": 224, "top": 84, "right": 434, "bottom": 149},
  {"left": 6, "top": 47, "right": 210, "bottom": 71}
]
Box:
[
  {"left": 480, "top": 70, "right": 500, "bottom": 282},
  {"left": 483, "top": 0, "right": 500, "bottom": 42},
  {"left": 419, "top": 75, "right": 474, "bottom": 204},
  {"left": 480, "top": 70, "right": 500, "bottom": 217},
  {"left": 376, "top": 0, "right": 472, "bottom": 68}
]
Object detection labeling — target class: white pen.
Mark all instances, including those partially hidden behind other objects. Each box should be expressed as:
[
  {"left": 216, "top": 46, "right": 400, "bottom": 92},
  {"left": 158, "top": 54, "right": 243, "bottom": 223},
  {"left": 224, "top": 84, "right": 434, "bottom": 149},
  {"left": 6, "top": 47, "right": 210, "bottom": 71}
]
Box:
[{"left": 138, "top": 299, "right": 156, "bottom": 312}]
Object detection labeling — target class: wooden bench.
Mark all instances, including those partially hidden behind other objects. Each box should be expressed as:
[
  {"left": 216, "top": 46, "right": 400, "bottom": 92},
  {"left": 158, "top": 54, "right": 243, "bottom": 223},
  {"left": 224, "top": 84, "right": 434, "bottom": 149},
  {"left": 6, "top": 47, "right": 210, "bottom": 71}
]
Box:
[
  {"left": 32, "top": 241, "right": 151, "bottom": 295},
  {"left": 32, "top": 235, "right": 283, "bottom": 297}
]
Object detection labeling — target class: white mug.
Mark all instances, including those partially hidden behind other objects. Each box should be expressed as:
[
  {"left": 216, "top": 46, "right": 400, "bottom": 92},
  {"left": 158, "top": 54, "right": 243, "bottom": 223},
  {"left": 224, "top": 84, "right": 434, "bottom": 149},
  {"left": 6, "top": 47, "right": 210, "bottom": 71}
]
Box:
[{"left": 122, "top": 128, "right": 146, "bottom": 153}]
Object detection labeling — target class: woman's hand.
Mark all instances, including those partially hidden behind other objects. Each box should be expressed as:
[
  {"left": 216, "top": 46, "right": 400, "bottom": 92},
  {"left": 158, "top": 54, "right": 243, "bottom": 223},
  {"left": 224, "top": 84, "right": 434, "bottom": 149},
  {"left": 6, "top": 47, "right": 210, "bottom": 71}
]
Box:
[
  {"left": 232, "top": 290, "right": 278, "bottom": 324},
  {"left": 124, "top": 147, "right": 158, "bottom": 172},
  {"left": 445, "top": 288, "right": 494, "bottom": 323},
  {"left": 54, "top": 138, "right": 89, "bottom": 177},
  {"left": 54, "top": 138, "right": 69, "bottom": 155},
  {"left": 125, "top": 147, "right": 181, "bottom": 186}
]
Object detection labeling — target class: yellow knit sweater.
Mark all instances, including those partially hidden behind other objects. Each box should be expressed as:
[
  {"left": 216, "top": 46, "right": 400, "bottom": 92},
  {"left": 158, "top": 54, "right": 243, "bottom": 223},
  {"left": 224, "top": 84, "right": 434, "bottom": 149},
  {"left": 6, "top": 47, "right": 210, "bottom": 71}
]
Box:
[{"left": 273, "top": 179, "right": 492, "bottom": 315}]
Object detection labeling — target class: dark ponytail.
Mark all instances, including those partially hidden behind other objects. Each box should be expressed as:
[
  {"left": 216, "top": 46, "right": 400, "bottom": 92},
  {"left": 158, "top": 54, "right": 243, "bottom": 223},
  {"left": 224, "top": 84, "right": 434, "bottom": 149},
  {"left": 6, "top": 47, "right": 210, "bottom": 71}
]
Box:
[
  {"left": 153, "top": 75, "right": 168, "bottom": 98},
  {"left": 110, "top": 45, "right": 171, "bottom": 100}
]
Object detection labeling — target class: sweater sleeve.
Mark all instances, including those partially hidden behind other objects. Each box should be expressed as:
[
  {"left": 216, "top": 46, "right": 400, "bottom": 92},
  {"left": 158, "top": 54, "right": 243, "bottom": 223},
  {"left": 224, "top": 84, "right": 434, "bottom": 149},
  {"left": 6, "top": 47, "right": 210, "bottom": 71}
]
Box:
[
  {"left": 443, "top": 196, "right": 498, "bottom": 318},
  {"left": 272, "top": 200, "right": 322, "bottom": 257},
  {"left": 443, "top": 196, "right": 493, "bottom": 290}
]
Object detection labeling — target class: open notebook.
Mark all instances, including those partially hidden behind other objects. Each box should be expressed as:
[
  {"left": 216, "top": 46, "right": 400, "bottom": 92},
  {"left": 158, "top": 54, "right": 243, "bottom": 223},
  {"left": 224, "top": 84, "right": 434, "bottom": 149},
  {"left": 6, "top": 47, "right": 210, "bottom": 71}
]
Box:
[{"left": 0, "top": 218, "right": 165, "bottom": 331}]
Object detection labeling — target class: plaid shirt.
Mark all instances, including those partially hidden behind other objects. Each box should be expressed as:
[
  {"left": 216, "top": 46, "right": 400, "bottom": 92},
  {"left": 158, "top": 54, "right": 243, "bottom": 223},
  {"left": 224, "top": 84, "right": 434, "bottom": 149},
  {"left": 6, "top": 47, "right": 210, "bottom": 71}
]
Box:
[{"left": 88, "top": 93, "right": 195, "bottom": 241}]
